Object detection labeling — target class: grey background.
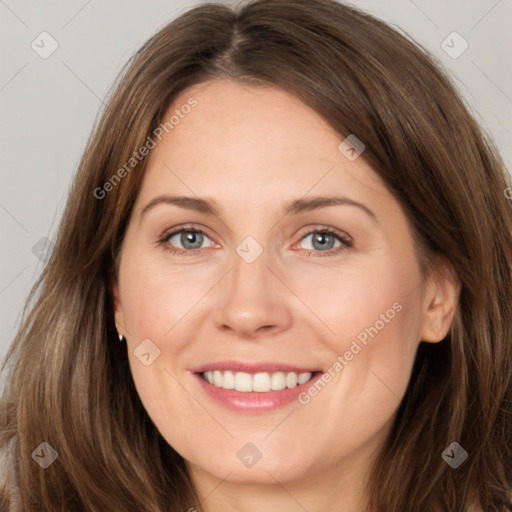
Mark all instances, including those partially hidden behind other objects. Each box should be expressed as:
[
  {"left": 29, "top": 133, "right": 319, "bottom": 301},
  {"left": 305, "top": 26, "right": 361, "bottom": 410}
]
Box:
[{"left": 1, "top": 0, "right": 511, "bottom": 363}]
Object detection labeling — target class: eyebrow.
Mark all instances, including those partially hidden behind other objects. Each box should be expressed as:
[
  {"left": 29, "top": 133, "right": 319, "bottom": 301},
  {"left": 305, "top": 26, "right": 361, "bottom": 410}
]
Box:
[{"left": 140, "top": 195, "right": 377, "bottom": 222}]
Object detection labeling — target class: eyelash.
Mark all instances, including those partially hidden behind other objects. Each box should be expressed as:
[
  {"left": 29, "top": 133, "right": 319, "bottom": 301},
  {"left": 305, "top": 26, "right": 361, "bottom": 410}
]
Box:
[
  {"left": 158, "top": 224, "right": 353, "bottom": 257},
  {"left": 158, "top": 226, "right": 353, "bottom": 258}
]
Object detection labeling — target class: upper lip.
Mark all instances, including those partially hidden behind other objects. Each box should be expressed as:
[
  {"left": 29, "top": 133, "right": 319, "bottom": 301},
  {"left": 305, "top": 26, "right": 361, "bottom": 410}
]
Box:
[{"left": 191, "top": 361, "right": 322, "bottom": 374}]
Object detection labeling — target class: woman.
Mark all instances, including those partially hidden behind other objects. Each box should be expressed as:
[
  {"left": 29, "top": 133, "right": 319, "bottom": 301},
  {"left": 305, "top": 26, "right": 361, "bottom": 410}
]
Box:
[{"left": 1, "top": 0, "right": 511, "bottom": 510}]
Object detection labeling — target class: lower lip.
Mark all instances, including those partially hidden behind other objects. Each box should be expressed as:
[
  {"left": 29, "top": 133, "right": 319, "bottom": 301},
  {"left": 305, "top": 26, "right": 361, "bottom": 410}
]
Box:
[{"left": 193, "top": 372, "right": 323, "bottom": 413}]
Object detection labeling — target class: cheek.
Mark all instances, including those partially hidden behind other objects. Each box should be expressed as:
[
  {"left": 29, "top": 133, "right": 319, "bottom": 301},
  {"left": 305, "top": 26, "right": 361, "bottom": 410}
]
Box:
[
  {"left": 118, "top": 252, "right": 198, "bottom": 437},
  {"left": 294, "top": 280, "right": 422, "bottom": 470},
  {"left": 291, "top": 252, "right": 419, "bottom": 346},
  {"left": 310, "top": 251, "right": 423, "bottom": 395},
  {"left": 323, "top": 280, "right": 423, "bottom": 414},
  {"left": 118, "top": 251, "right": 215, "bottom": 410},
  {"left": 119, "top": 250, "right": 210, "bottom": 339}
]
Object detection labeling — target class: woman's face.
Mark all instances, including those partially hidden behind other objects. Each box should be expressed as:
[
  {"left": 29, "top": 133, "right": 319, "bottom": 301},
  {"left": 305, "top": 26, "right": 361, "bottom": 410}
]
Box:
[{"left": 113, "top": 79, "right": 456, "bottom": 487}]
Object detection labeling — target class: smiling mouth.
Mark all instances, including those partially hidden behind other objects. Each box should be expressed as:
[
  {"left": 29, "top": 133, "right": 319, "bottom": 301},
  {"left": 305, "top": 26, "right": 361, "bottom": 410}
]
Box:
[{"left": 200, "top": 370, "right": 318, "bottom": 392}]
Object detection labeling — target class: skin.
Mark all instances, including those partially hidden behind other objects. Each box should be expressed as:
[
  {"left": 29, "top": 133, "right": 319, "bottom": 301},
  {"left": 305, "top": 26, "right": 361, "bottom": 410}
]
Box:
[{"left": 113, "top": 79, "right": 459, "bottom": 512}]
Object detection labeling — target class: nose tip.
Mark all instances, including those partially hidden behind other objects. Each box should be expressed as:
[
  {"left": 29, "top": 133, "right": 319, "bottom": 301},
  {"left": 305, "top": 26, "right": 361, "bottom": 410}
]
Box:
[{"left": 212, "top": 257, "right": 293, "bottom": 338}]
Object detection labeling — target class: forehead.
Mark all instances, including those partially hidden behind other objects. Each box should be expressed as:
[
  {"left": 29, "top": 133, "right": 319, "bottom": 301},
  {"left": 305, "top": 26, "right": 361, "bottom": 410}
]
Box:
[
  {"left": 167, "top": 80, "right": 336, "bottom": 162},
  {"left": 140, "top": 79, "right": 386, "bottom": 201}
]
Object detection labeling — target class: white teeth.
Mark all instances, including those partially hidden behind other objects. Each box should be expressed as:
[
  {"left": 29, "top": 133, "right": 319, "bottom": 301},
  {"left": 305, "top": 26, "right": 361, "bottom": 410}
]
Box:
[
  {"left": 253, "top": 372, "right": 271, "bottom": 392},
  {"left": 286, "top": 372, "right": 298, "bottom": 388},
  {"left": 222, "top": 370, "right": 235, "bottom": 389},
  {"left": 213, "top": 370, "right": 223, "bottom": 387},
  {"left": 202, "top": 370, "right": 314, "bottom": 392},
  {"left": 297, "top": 372, "right": 312, "bottom": 385},
  {"left": 271, "top": 372, "right": 287, "bottom": 391},
  {"left": 234, "top": 372, "right": 253, "bottom": 392}
]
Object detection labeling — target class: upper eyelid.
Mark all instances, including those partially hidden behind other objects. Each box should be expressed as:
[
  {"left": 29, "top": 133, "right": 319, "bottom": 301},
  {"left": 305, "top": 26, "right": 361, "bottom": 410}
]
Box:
[
  {"left": 161, "top": 225, "right": 350, "bottom": 248},
  {"left": 162, "top": 225, "right": 215, "bottom": 242}
]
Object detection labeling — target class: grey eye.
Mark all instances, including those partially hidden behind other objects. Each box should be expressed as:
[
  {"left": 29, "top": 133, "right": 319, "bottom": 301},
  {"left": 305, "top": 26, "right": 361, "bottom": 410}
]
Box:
[
  {"left": 168, "top": 230, "right": 210, "bottom": 250},
  {"left": 300, "top": 232, "right": 342, "bottom": 251}
]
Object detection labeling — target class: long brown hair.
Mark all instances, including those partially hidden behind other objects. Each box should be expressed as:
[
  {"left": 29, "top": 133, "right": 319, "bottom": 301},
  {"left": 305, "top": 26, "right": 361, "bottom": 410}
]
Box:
[{"left": 1, "top": 0, "right": 511, "bottom": 510}]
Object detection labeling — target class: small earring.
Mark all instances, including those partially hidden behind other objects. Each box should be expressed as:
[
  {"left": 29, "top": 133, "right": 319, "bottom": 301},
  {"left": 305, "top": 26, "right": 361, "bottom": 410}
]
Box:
[{"left": 118, "top": 333, "right": 124, "bottom": 342}]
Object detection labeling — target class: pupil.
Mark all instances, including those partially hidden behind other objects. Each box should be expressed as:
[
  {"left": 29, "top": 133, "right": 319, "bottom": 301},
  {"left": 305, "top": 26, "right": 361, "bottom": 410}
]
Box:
[
  {"left": 313, "top": 233, "right": 333, "bottom": 250},
  {"left": 182, "top": 231, "right": 202, "bottom": 249}
]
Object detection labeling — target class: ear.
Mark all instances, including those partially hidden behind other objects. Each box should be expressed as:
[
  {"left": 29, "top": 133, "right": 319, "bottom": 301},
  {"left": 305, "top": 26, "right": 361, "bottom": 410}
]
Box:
[
  {"left": 419, "top": 257, "right": 461, "bottom": 343},
  {"left": 111, "top": 279, "right": 126, "bottom": 336}
]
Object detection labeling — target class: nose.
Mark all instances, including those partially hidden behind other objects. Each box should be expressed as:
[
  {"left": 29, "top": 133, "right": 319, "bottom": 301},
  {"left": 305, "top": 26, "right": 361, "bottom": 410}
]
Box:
[{"left": 212, "top": 250, "right": 293, "bottom": 338}]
